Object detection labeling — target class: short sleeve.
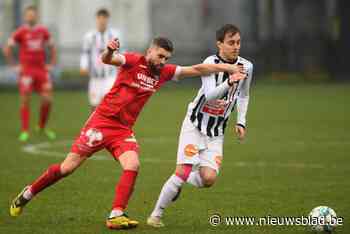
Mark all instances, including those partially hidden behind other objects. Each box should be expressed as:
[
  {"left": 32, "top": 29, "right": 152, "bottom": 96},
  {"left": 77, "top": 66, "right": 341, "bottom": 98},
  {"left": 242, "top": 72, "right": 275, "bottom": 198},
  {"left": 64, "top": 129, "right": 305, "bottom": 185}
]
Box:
[
  {"left": 43, "top": 27, "right": 51, "bottom": 41},
  {"left": 11, "top": 28, "right": 23, "bottom": 43},
  {"left": 160, "top": 64, "right": 180, "bottom": 82},
  {"left": 122, "top": 52, "right": 141, "bottom": 68}
]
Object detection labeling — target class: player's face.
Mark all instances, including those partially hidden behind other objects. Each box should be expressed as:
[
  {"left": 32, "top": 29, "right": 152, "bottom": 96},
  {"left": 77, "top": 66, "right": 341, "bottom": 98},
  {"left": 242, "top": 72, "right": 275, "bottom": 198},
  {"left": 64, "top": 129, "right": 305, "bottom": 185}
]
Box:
[
  {"left": 217, "top": 32, "right": 241, "bottom": 61},
  {"left": 24, "top": 9, "right": 38, "bottom": 26},
  {"left": 96, "top": 15, "right": 109, "bottom": 32},
  {"left": 146, "top": 46, "right": 172, "bottom": 75}
]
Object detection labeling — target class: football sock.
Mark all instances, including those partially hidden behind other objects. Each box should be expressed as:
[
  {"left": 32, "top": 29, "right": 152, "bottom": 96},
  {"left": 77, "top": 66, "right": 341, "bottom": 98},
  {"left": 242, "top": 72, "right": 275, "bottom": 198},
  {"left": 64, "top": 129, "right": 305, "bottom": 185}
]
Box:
[
  {"left": 29, "top": 164, "right": 64, "bottom": 195},
  {"left": 39, "top": 101, "right": 51, "bottom": 129},
  {"left": 112, "top": 170, "right": 138, "bottom": 211},
  {"left": 151, "top": 175, "right": 184, "bottom": 218},
  {"left": 187, "top": 170, "right": 204, "bottom": 188},
  {"left": 109, "top": 208, "right": 124, "bottom": 218},
  {"left": 23, "top": 189, "right": 33, "bottom": 200},
  {"left": 20, "top": 104, "right": 30, "bottom": 131}
]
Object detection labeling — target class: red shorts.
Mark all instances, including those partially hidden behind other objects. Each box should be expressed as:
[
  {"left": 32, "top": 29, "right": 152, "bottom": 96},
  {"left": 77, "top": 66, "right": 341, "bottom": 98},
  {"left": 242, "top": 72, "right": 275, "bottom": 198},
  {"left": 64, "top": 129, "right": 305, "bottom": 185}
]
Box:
[
  {"left": 70, "top": 111, "right": 139, "bottom": 159},
  {"left": 18, "top": 67, "right": 52, "bottom": 95}
]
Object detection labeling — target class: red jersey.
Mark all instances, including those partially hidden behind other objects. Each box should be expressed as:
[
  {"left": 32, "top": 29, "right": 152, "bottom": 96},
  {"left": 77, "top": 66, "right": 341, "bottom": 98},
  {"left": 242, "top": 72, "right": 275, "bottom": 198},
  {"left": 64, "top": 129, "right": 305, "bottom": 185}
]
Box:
[
  {"left": 96, "top": 52, "right": 179, "bottom": 128},
  {"left": 11, "top": 25, "right": 51, "bottom": 68}
]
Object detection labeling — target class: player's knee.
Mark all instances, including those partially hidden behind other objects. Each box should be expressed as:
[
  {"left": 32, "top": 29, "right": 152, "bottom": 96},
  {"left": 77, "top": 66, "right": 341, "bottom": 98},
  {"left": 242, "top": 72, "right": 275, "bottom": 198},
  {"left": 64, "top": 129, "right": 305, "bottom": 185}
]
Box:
[
  {"left": 60, "top": 153, "right": 85, "bottom": 176},
  {"left": 40, "top": 93, "right": 52, "bottom": 103},
  {"left": 20, "top": 95, "right": 30, "bottom": 106},
  {"left": 124, "top": 160, "right": 140, "bottom": 171},
  {"left": 200, "top": 169, "right": 217, "bottom": 187}
]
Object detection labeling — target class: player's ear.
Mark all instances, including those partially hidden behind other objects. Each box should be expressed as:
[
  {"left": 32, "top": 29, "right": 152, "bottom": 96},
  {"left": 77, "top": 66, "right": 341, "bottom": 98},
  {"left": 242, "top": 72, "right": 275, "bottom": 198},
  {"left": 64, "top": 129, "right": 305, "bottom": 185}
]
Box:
[{"left": 216, "top": 41, "right": 222, "bottom": 49}]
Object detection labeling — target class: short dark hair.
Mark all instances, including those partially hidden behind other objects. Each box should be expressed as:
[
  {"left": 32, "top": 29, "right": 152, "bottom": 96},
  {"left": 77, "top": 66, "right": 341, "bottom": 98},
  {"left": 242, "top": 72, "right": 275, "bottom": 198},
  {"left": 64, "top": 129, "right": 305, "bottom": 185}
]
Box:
[
  {"left": 24, "top": 5, "right": 37, "bottom": 12},
  {"left": 216, "top": 24, "right": 240, "bottom": 42},
  {"left": 96, "top": 8, "right": 110, "bottom": 17},
  {"left": 152, "top": 37, "right": 174, "bottom": 52}
]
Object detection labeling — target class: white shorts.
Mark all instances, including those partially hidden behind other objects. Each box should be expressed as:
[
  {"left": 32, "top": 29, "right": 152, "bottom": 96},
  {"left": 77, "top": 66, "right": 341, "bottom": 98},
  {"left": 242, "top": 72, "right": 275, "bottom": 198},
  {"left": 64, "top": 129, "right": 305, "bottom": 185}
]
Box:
[
  {"left": 88, "top": 76, "right": 115, "bottom": 106},
  {"left": 176, "top": 115, "right": 224, "bottom": 173}
]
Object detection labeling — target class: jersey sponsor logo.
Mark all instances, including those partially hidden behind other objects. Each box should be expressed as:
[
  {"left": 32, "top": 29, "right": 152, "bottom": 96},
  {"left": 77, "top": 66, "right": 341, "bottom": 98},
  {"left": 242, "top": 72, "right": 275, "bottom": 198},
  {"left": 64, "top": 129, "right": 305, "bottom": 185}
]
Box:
[
  {"left": 85, "top": 128, "right": 103, "bottom": 147},
  {"left": 184, "top": 144, "right": 199, "bottom": 157},
  {"left": 202, "top": 100, "right": 228, "bottom": 116},
  {"left": 27, "top": 39, "right": 43, "bottom": 51},
  {"left": 133, "top": 73, "right": 159, "bottom": 92}
]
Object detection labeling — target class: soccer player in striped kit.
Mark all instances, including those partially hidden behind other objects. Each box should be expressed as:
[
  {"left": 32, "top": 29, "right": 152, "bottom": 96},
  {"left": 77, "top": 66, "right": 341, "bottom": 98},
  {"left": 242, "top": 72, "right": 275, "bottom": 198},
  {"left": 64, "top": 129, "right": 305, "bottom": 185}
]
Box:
[
  {"left": 80, "top": 8, "right": 124, "bottom": 109},
  {"left": 148, "top": 24, "right": 254, "bottom": 227},
  {"left": 9, "top": 36, "right": 246, "bottom": 229}
]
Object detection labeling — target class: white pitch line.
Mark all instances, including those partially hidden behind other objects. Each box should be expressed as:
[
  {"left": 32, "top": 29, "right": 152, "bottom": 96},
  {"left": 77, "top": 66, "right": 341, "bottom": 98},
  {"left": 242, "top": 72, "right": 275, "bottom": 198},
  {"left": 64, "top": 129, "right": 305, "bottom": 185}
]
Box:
[{"left": 20, "top": 140, "right": 334, "bottom": 169}]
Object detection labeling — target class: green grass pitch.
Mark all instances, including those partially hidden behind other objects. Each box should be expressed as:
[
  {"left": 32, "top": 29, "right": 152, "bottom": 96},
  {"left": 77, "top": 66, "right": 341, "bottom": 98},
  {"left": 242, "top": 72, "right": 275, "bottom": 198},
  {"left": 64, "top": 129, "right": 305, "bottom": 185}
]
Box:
[{"left": 0, "top": 81, "right": 349, "bottom": 233}]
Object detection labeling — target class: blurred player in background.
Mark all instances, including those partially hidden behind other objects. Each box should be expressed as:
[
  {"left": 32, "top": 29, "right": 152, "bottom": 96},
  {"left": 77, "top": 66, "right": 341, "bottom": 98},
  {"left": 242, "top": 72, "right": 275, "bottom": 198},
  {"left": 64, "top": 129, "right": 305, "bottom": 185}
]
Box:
[
  {"left": 3, "top": 5, "right": 57, "bottom": 142},
  {"left": 9, "top": 36, "right": 246, "bottom": 230},
  {"left": 147, "top": 24, "right": 254, "bottom": 227},
  {"left": 80, "top": 8, "right": 124, "bottom": 110}
]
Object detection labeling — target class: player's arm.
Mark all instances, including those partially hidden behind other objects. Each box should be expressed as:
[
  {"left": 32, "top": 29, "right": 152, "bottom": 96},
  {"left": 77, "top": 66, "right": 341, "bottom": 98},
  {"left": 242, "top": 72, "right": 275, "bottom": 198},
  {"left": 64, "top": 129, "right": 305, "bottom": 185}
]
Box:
[
  {"left": 46, "top": 39, "right": 57, "bottom": 70},
  {"left": 80, "top": 34, "right": 91, "bottom": 76},
  {"left": 235, "top": 63, "right": 253, "bottom": 140},
  {"left": 177, "top": 63, "right": 242, "bottom": 79},
  {"left": 2, "top": 36, "right": 17, "bottom": 68},
  {"left": 101, "top": 38, "right": 125, "bottom": 66}
]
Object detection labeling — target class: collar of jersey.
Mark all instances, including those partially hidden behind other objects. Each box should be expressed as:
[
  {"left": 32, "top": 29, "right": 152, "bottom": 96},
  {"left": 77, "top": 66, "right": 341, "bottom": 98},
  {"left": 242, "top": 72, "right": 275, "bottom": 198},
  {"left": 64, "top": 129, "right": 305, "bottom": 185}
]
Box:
[{"left": 215, "top": 53, "right": 238, "bottom": 64}]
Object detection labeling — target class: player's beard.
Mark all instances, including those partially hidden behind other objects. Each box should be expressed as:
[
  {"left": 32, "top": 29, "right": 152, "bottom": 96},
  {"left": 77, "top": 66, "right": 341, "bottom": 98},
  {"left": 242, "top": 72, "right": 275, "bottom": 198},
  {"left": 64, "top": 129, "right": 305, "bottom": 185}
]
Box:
[{"left": 149, "top": 62, "right": 163, "bottom": 76}]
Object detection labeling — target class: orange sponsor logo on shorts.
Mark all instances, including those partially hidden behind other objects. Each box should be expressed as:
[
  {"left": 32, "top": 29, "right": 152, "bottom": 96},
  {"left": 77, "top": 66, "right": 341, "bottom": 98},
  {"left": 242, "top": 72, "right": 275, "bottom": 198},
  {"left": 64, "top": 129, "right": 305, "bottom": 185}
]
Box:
[
  {"left": 184, "top": 144, "right": 198, "bottom": 157},
  {"left": 215, "top": 156, "right": 223, "bottom": 167}
]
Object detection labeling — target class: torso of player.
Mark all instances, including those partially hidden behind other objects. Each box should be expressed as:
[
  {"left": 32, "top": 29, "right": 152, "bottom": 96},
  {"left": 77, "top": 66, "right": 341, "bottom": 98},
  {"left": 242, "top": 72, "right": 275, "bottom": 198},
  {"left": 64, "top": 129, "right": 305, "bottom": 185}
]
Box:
[
  {"left": 96, "top": 52, "right": 177, "bottom": 128},
  {"left": 188, "top": 55, "right": 253, "bottom": 137},
  {"left": 13, "top": 25, "right": 50, "bottom": 68}
]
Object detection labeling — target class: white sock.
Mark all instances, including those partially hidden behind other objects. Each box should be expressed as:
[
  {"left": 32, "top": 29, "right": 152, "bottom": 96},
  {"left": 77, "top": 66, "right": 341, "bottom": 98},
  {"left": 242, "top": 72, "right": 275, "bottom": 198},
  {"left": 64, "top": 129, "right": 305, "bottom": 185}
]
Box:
[
  {"left": 109, "top": 209, "right": 124, "bottom": 218},
  {"left": 151, "top": 175, "right": 184, "bottom": 218},
  {"left": 23, "top": 187, "right": 34, "bottom": 200},
  {"left": 187, "top": 170, "right": 204, "bottom": 188}
]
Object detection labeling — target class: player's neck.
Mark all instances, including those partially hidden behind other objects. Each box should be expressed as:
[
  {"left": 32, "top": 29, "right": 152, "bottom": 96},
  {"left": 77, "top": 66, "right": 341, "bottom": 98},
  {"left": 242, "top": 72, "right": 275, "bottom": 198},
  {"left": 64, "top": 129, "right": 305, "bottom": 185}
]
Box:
[
  {"left": 97, "top": 27, "right": 107, "bottom": 33},
  {"left": 26, "top": 23, "right": 37, "bottom": 28},
  {"left": 217, "top": 52, "right": 238, "bottom": 64}
]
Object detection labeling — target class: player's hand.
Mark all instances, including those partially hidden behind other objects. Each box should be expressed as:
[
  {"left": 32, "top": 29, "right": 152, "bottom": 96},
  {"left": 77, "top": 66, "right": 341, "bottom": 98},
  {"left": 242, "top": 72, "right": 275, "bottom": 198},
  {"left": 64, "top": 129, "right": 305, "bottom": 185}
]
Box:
[
  {"left": 45, "top": 64, "right": 54, "bottom": 72},
  {"left": 107, "top": 38, "right": 120, "bottom": 52},
  {"left": 227, "top": 64, "right": 244, "bottom": 74},
  {"left": 228, "top": 71, "right": 246, "bottom": 85},
  {"left": 235, "top": 124, "right": 246, "bottom": 141},
  {"left": 11, "top": 65, "right": 21, "bottom": 73},
  {"left": 80, "top": 69, "right": 89, "bottom": 76}
]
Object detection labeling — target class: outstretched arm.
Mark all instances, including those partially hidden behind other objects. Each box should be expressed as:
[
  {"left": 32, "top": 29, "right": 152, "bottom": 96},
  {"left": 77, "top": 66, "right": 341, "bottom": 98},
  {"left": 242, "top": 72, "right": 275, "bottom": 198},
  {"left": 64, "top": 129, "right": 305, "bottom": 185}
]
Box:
[
  {"left": 177, "top": 63, "right": 246, "bottom": 85},
  {"left": 101, "top": 38, "right": 125, "bottom": 66}
]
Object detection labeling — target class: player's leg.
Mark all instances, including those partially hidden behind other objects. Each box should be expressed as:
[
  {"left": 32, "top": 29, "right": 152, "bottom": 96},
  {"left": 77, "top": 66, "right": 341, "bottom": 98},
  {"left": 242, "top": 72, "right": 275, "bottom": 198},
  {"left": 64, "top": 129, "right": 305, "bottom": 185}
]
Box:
[
  {"left": 106, "top": 139, "right": 140, "bottom": 230},
  {"left": 10, "top": 110, "right": 104, "bottom": 217},
  {"left": 195, "top": 136, "right": 223, "bottom": 187},
  {"left": 37, "top": 71, "right": 55, "bottom": 139},
  {"left": 88, "top": 78, "right": 101, "bottom": 111},
  {"left": 18, "top": 74, "right": 33, "bottom": 142},
  {"left": 147, "top": 163, "right": 193, "bottom": 227},
  {"left": 10, "top": 152, "right": 86, "bottom": 217},
  {"left": 148, "top": 116, "right": 202, "bottom": 227}
]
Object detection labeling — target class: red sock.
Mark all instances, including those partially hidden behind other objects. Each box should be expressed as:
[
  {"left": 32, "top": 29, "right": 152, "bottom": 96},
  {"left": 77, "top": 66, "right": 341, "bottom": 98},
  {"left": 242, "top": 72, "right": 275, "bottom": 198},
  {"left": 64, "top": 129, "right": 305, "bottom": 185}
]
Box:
[
  {"left": 20, "top": 104, "right": 30, "bottom": 131},
  {"left": 112, "top": 170, "right": 138, "bottom": 210},
  {"left": 29, "top": 164, "right": 63, "bottom": 195},
  {"left": 39, "top": 101, "right": 51, "bottom": 129}
]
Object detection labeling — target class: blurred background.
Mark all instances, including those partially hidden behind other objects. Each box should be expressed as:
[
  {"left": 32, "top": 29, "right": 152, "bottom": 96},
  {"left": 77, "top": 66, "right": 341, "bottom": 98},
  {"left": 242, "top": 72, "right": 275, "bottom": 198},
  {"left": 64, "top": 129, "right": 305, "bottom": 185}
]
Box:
[{"left": 0, "top": 0, "right": 349, "bottom": 87}]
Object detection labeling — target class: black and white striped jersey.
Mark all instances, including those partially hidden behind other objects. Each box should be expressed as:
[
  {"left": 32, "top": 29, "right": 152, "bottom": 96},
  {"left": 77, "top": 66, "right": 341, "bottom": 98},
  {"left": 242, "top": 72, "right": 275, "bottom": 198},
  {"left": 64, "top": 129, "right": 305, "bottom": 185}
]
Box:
[
  {"left": 187, "top": 54, "right": 253, "bottom": 137},
  {"left": 80, "top": 28, "right": 123, "bottom": 78}
]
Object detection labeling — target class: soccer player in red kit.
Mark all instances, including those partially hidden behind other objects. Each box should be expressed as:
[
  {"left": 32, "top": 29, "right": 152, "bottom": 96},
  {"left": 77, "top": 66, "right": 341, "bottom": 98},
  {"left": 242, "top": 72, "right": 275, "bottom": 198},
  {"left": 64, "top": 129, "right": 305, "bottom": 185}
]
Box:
[
  {"left": 3, "top": 5, "right": 57, "bottom": 142},
  {"left": 9, "top": 36, "right": 246, "bottom": 229}
]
